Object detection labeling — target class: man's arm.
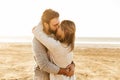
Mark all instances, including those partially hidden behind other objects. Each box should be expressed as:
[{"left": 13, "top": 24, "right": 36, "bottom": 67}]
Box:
[{"left": 32, "top": 37, "right": 60, "bottom": 74}]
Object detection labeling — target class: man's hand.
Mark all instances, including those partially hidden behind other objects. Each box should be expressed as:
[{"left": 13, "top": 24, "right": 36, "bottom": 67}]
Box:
[
  {"left": 58, "top": 68, "right": 69, "bottom": 75},
  {"left": 58, "top": 61, "right": 75, "bottom": 77},
  {"left": 66, "top": 62, "right": 75, "bottom": 77}
]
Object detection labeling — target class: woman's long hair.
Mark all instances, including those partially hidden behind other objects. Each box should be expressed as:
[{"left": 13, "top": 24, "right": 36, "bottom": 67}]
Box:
[{"left": 60, "top": 20, "right": 76, "bottom": 51}]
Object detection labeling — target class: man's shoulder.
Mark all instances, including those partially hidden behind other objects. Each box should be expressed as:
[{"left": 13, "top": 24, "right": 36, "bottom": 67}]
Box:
[
  {"left": 33, "top": 37, "right": 48, "bottom": 50},
  {"left": 33, "top": 37, "right": 43, "bottom": 45}
]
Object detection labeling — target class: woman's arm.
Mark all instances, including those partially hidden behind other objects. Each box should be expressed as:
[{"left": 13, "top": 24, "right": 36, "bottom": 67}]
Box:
[{"left": 32, "top": 25, "right": 69, "bottom": 55}]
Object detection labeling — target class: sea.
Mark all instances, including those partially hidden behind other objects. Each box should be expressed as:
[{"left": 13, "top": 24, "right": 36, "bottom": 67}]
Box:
[{"left": 0, "top": 36, "right": 120, "bottom": 48}]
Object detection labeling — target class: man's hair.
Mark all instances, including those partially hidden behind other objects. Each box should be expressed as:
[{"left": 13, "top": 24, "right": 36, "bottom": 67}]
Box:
[
  {"left": 41, "top": 9, "right": 59, "bottom": 26},
  {"left": 60, "top": 20, "right": 76, "bottom": 51}
]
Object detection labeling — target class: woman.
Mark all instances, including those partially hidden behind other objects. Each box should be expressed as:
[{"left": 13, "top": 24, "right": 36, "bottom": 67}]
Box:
[{"left": 32, "top": 20, "right": 76, "bottom": 80}]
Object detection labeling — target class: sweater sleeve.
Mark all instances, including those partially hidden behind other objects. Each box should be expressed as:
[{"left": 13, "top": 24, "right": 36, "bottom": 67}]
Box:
[
  {"left": 32, "top": 37, "right": 60, "bottom": 74},
  {"left": 32, "top": 26, "right": 69, "bottom": 56}
]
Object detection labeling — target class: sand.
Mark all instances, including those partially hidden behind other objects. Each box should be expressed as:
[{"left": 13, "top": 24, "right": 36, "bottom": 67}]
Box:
[{"left": 0, "top": 42, "right": 120, "bottom": 80}]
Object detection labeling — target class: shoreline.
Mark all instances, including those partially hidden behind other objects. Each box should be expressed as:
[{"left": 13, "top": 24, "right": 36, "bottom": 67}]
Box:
[{"left": 1, "top": 42, "right": 120, "bottom": 48}]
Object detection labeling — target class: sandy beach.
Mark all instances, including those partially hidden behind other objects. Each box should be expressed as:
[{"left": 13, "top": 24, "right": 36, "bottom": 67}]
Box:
[{"left": 0, "top": 42, "right": 120, "bottom": 80}]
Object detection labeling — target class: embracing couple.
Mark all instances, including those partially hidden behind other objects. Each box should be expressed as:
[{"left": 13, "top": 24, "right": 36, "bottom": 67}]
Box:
[{"left": 32, "top": 9, "right": 76, "bottom": 80}]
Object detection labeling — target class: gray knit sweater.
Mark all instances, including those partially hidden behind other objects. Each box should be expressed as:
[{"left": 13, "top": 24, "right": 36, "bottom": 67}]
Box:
[{"left": 32, "top": 23, "right": 60, "bottom": 80}]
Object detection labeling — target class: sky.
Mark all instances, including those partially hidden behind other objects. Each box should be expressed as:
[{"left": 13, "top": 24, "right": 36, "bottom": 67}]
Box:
[{"left": 0, "top": 0, "right": 120, "bottom": 37}]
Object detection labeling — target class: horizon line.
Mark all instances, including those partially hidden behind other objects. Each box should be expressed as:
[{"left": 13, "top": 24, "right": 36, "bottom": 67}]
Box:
[
  {"left": 0, "top": 36, "right": 120, "bottom": 43},
  {"left": 0, "top": 36, "right": 120, "bottom": 38}
]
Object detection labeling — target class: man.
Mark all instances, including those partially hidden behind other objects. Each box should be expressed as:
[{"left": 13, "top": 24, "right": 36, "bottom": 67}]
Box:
[{"left": 32, "top": 9, "right": 75, "bottom": 80}]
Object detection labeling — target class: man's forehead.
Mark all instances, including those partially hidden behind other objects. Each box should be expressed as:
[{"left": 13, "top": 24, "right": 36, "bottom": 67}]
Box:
[
  {"left": 50, "top": 18, "right": 59, "bottom": 24},
  {"left": 53, "top": 21, "right": 59, "bottom": 25}
]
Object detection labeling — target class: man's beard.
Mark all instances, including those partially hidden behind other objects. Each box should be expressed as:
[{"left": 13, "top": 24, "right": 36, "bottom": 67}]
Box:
[{"left": 48, "top": 25, "right": 57, "bottom": 34}]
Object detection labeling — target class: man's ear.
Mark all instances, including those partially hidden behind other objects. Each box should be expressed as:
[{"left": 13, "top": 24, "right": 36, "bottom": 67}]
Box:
[{"left": 43, "top": 22, "right": 49, "bottom": 28}]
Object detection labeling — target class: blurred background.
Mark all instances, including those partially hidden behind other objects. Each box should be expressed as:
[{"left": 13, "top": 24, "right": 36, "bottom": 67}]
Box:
[{"left": 0, "top": 0, "right": 120, "bottom": 42}]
